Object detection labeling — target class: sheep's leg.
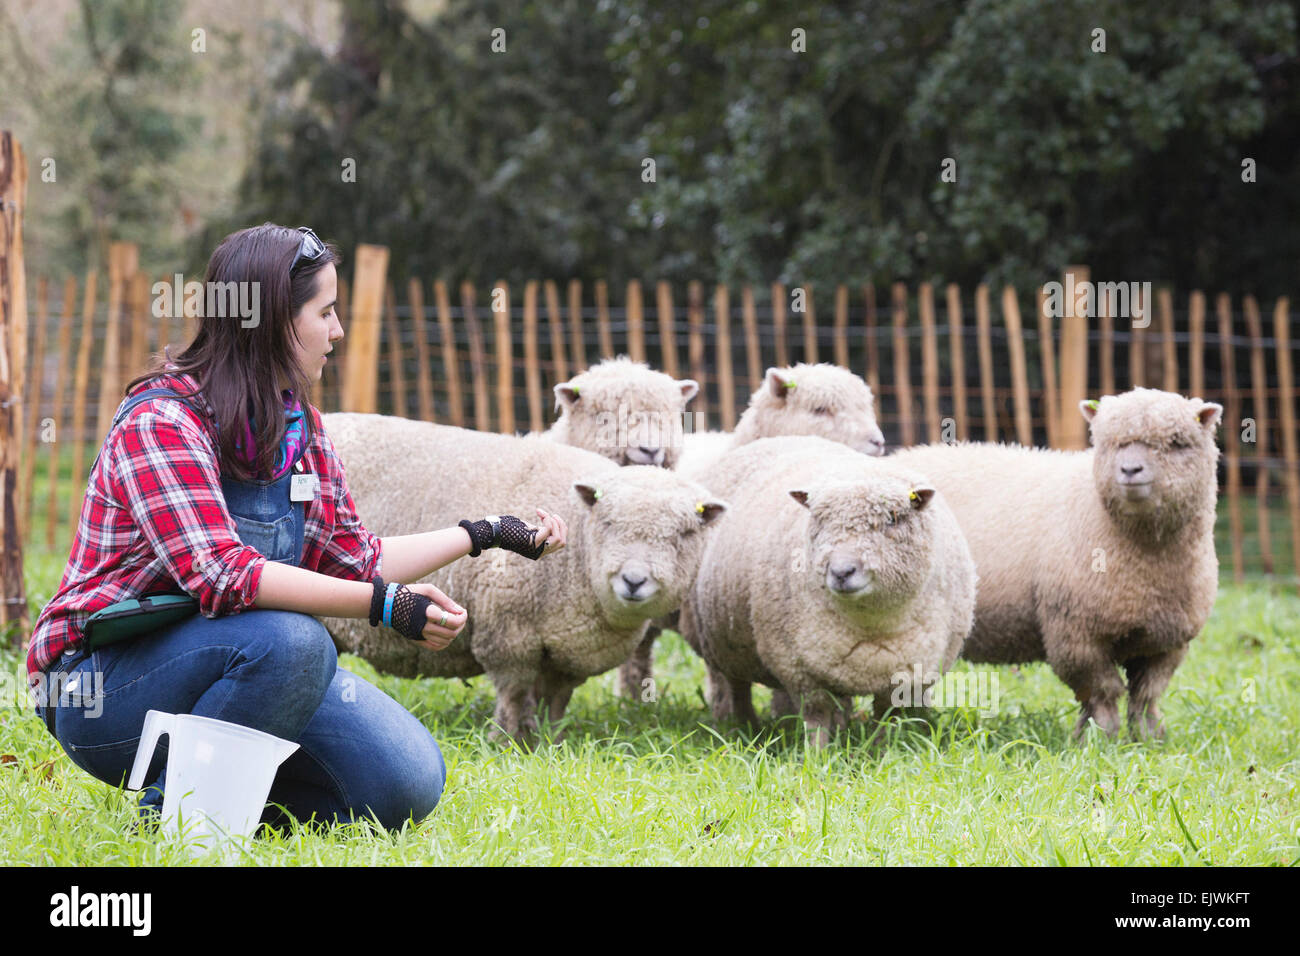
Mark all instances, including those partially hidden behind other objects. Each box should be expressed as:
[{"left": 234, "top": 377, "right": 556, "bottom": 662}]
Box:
[
  {"left": 710, "top": 671, "right": 758, "bottom": 728},
  {"left": 771, "top": 687, "right": 796, "bottom": 719},
  {"left": 616, "top": 627, "right": 658, "bottom": 700},
  {"left": 1124, "top": 646, "right": 1187, "bottom": 740},
  {"left": 488, "top": 678, "right": 539, "bottom": 743},
  {"left": 792, "top": 691, "right": 837, "bottom": 748},
  {"left": 1045, "top": 629, "right": 1124, "bottom": 740}
]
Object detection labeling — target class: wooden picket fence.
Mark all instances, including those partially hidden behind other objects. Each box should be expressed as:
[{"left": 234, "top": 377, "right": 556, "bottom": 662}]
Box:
[{"left": 16, "top": 243, "right": 1300, "bottom": 587}]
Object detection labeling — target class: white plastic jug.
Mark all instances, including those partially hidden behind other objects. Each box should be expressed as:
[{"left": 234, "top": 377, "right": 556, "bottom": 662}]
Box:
[{"left": 128, "top": 710, "right": 299, "bottom": 858}]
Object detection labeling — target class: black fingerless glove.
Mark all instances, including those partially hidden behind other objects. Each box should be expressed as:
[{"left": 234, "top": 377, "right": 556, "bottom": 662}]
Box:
[
  {"left": 368, "top": 575, "right": 436, "bottom": 641},
  {"left": 458, "top": 514, "right": 545, "bottom": 560}
]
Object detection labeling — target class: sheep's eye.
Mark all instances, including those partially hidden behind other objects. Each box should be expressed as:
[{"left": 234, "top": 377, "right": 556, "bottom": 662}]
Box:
[
  {"left": 1170, "top": 437, "right": 1192, "bottom": 450},
  {"left": 813, "top": 406, "right": 831, "bottom": 416}
]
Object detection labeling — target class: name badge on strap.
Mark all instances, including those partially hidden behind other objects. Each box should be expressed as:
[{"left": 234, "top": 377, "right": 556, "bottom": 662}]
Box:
[{"left": 290, "top": 472, "right": 320, "bottom": 502}]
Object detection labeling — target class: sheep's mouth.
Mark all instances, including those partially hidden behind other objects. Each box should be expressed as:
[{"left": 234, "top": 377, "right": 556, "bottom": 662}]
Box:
[
  {"left": 623, "top": 447, "right": 667, "bottom": 467},
  {"left": 1118, "top": 481, "right": 1155, "bottom": 501}
]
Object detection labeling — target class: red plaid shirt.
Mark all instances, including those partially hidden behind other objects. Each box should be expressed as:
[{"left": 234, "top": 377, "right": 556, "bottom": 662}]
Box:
[{"left": 27, "top": 372, "right": 383, "bottom": 691}]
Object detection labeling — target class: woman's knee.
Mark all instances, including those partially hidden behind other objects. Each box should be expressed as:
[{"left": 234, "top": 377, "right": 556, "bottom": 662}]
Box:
[{"left": 241, "top": 610, "right": 337, "bottom": 688}]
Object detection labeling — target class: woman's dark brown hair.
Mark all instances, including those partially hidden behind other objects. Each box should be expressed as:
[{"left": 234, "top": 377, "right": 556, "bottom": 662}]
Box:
[{"left": 124, "top": 222, "right": 342, "bottom": 481}]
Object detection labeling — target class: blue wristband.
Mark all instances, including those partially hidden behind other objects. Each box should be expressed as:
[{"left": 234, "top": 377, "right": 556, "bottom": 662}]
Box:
[{"left": 382, "top": 582, "right": 399, "bottom": 627}]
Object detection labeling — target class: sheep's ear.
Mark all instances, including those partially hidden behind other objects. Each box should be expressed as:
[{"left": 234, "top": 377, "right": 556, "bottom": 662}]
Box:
[
  {"left": 554, "top": 383, "right": 581, "bottom": 412},
  {"left": 767, "top": 367, "right": 794, "bottom": 400},
  {"left": 678, "top": 379, "right": 700, "bottom": 404},
  {"left": 909, "top": 486, "right": 936, "bottom": 511},
  {"left": 1079, "top": 398, "right": 1101, "bottom": 423},
  {"left": 694, "top": 500, "right": 727, "bottom": 526},
  {"left": 1197, "top": 402, "right": 1224, "bottom": 430},
  {"left": 789, "top": 489, "right": 811, "bottom": 508},
  {"left": 573, "top": 483, "right": 602, "bottom": 507}
]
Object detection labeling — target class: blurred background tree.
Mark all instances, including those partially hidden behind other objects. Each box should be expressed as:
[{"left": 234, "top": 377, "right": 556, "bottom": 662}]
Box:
[{"left": 3, "top": 0, "right": 1298, "bottom": 295}]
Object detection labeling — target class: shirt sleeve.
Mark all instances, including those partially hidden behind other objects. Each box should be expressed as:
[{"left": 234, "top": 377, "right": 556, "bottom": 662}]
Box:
[
  {"left": 314, "top": 422, "right": 384, "bottom": 582},
  {"left": 107, "top": 406, "right": 268, "bottom": 618}
]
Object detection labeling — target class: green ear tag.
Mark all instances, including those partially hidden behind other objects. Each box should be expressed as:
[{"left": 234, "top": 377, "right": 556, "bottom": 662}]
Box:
[
  {"left": 1085, "top": 399, "right": 1100, "bottom": 410},
  {"left": 593, "top": 488, "right": 602, "bottom": 500},
  {"left": 784, "top": 381, "right": 797, "bottom": 390},
  {"left": 573, "top": 385, "right": 581, "bottom": 396}
]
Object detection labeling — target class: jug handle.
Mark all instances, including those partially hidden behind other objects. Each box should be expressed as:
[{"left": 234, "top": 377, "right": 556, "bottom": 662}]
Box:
[{"left": 128, "top": 710, "right": 174, "bottom": 790}]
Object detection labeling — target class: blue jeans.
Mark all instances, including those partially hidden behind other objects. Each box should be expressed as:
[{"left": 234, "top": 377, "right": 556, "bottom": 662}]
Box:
[{"left": 36, "top": 609, "right": 447, "bottom": 832}]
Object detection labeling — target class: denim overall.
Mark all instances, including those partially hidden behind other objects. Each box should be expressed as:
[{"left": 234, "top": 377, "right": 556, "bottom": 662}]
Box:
[{"left": 96, "top": 386, "right": 308, "bottom": 567}]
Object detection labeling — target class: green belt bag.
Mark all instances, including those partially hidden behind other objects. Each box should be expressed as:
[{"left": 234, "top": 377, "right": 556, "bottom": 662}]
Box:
[{"left": 83, "top": 593, "right": 200, "bottom": 651}]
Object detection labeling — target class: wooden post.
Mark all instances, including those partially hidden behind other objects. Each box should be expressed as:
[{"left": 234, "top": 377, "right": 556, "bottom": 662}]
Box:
[
  {"left": 20, "top": 275, "right": 48, "bottom": 541},
  {"left": 1273, "top": 297, "right": 1300, "bottom": 589},
  {"left": 129, "top": 271, "right": 148, "bottom": 383},
  {"left": 1188, "top": 291, "right": 1206, "bottom": 399},
  {"left": 742, "top": 285, "right": 761, "bottom": 394},
  {"left": 833, "top": 285, "right": 849, "bottom": 370},
  {"left": 493, "top": 281, "right": 513, "bottom": 434},
  {"left": 384, "top": 282, "right": 407, "bottom": 418},
  {"left": 626, "top": 280, "right": 645, "bottom": 364},
  {"left": 975, "top": 283, "right": 997, "bottom": 441},
  {"left": 68, "top": 271, "right": 96, "bottom": 532},
  {"left": 569, "top": 279, "right": 586, "bottom": 372},
  {"left": 771, "top": 282, "right": 788, "bottom": 368},
  {"left": 523, "top": 281, "right": 543, "bottom": 433},
  {"left": 1129, "top": 284, "right": 1146, "bottom": 389},
  {"left": 409, "top": 278, "right": 435, "bottom": 422},
  {"left": 863, "top": 282, "right": 881, "bottom": 411},
  {"left": 435, "top": 280, "right": 464, "bottom": 428},
  {"left": 688, "top": 280, "right": 708, "bottom": 428},
  {"left": 325, "top": 277, "right": 350, "bottom": 412},
  {"left": 1244, "top": 295, "right": 1273, "bottom": 574},
  {"left": 1217, "top": 293, "right": 1244, "bottom": 582},
  {"left": 891, "top": 282, "right": 915, "bottom": 447},
  {"left": 1159, "top": 287, "right": 1178, "bottom": 393},
  {"left": 96, "top": 242, "right": 137, "bottom": 445},
  {"left": 1099, "top": 281, "right": 1115, "bottom": 396},
  {"left": 802, "top": 283, "right": 817, "bottom": 364},
  {"left": 0, "top": 130, "right": 30, "bottom": 646},
  {"left": 1036, "top": 285, "right": 1059, "bottom": 449},
  {"left": 544, "top": 279, "right": 567, "bottom": 385},
  {"left": 656, "top": 282, "right": 678, "bottom": 378},
  {"left": 341, "top": 244, "right": 387, "bottom": 414},
  {"left": 947, "top": 283, "right": 967, "bottom": 442},
  {"left": 715, "top": 284, "right": 735, "bottom": 429},
  {"left": 47, "top": 275, "right": 74, "bottom": 551},
  {"left": 1058, "top": 265, "right": 1089, "bottom": 451},
  {"left": 461, "top": 282, "right": 491, "bottom": 432},
  {"left": 596, "top": 280, "right": 615, "bottom": 361},
  {"left": 919, "top": 282, "right": 940, "bottom": 443},
  {"left": 1002, "top": 285, "right": 1032, "bottom": 446}
]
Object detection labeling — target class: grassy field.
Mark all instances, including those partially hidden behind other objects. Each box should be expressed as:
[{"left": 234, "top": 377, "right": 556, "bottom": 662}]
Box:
[
  {"left": 4, "top": 444, "right": 1298, "bottom": 864},
  {"left": 2, "top": 578, "right": 1297, "bottom": 866}
]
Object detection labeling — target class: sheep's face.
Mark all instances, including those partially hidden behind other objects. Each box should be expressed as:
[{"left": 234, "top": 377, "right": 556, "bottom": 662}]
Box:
[
  {"left": 572, "top": 469, "right": 726, "bottom": 626},
  {"left": 1082, "top": 389, "right": 1222, "bottom": 530},
  {"left": 554, "top": 361, "right": 699, "bottom": 468},
  {"left": 742, "top": 364, "right": 886, "bottom": 455},
  {"left": 789, "top": 476, "right": 936, "bottom": 616}
]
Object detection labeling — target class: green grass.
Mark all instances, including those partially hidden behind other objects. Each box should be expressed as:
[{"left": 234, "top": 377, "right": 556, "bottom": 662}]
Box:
[{"left": 2, "top": 580, "right": 1297, "bottom": 865}]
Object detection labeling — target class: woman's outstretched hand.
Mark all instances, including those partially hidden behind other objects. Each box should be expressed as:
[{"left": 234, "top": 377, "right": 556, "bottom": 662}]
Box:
[
  {"left": 530, "top": 508, "right": 567, "bottom": 557},
  {"left": 404, "top": 582, "right": 467, "bottom": 651}
]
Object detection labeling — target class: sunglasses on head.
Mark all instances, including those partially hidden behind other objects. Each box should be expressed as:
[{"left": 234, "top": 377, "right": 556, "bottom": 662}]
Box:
[{"left": 289, "top": 226, "right": 327, "bottom": 273}]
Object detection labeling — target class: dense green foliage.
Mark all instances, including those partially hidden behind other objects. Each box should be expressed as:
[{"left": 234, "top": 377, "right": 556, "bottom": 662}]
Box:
[{"left": 218, "top": 0, "right": 1299, "bottom": 294}]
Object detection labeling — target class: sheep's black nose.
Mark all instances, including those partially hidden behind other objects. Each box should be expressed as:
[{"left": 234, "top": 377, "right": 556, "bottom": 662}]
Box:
[
  {"left": 622, "top": 571, "right": 647, "bottom": 594},
  {"left": 830, "top": 561, "right": 858, "bottom": 582},
  {"left": 1121, "top": 463, "right": 1145, "bottom": 478}
]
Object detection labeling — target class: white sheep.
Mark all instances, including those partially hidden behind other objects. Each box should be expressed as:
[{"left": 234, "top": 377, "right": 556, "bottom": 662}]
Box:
[
  {"left": 544, "top": 355, "right": 699, "bottom": 468},
  {"left": 679, "top": 435, "right": 977, "bottom": 747},
  {"left": 319, "top": 412, "right": 726, "bottom": 740},
  {"left": 888, "top": 387, "right": 1223, "bottom": 739},
  {"left": 623, "top": 362, "right": 889, "bottom": 702}
]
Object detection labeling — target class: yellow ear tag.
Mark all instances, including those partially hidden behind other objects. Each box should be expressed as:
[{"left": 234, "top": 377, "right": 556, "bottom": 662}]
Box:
[
  {"left": 695, "top": 501, "right": 706, "bottom": 514},
  {"left": 909, "top": 490, "right": 919, "bottom": 502},
  {"left": 573, "top": 385, "right": 581, "bottom": 396}
]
